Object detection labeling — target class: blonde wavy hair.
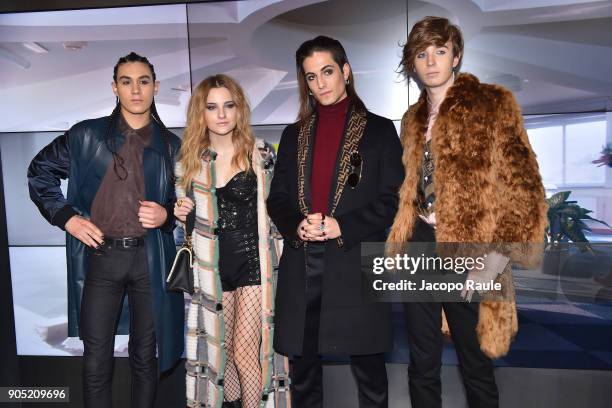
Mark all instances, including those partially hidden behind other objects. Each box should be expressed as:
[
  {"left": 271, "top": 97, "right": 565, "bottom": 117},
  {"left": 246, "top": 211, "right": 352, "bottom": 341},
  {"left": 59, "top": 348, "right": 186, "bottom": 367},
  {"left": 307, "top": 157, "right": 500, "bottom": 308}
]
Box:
[{"left": 179, "top": 74, "right": 255, "bottom": 192}]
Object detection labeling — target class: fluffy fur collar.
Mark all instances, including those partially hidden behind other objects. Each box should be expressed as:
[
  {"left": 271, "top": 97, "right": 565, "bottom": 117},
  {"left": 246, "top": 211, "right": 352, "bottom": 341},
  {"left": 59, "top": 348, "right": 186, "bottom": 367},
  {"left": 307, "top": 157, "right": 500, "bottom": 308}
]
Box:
[{"left": 387, "top": 73, "right": 547, "bottom": 357}]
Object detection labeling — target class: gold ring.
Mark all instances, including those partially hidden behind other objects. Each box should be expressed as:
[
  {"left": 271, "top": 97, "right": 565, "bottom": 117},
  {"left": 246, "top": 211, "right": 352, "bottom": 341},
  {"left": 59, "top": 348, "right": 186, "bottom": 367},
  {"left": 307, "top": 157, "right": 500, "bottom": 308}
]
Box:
[{"left": 177, "top": 199, "right": 184, "bottom": 207}]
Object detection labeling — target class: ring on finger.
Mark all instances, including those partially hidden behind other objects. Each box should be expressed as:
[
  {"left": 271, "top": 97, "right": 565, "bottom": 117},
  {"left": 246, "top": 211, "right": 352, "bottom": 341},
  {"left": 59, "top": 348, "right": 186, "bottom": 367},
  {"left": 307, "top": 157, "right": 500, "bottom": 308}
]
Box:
[{"left": 177, "top": 199, "right": 184, "bottom": 207}]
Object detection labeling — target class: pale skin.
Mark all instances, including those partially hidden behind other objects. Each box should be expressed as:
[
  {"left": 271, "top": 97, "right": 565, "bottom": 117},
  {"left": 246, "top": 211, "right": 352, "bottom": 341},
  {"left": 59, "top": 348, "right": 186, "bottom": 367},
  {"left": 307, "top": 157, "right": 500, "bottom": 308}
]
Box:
[
  {"left": 65, "top": 61, "right": 167, "bottom": 247},
  {"left": 174, "top": 86, "right": 242, "bottom": 221},
  {"left": 413, "top": 41, "right": 460, "bottom": 108},
  {"left": 295, "top": 50, "right": 352, "bottom": 242}
]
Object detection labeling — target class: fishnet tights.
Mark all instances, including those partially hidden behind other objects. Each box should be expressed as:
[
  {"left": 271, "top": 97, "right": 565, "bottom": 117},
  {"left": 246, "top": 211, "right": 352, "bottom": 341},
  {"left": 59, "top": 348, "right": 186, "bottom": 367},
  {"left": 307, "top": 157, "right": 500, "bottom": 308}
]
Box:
[{"left": 222, "top": 285, "right": 262, "bottom": 407}]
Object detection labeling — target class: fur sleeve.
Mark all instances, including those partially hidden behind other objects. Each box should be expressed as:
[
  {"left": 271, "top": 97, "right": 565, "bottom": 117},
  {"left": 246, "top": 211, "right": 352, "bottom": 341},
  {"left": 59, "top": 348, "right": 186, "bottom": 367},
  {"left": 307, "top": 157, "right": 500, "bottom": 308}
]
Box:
[
  {"left": 491, "top": 87, "right": 548, "bottom": 268},
  {"left": 387, "top": 108, "right": 419, "bottom": 246}
]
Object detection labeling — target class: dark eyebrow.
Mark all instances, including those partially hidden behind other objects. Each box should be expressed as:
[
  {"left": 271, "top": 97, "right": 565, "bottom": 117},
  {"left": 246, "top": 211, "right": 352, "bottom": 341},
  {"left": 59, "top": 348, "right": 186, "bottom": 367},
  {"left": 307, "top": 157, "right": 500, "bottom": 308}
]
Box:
[
  {"left": 206, "top": 100, "right": 235, "bottom": 105},
  {"left": 418, "top": 44, "right": 448, "bottom": 53},
  {"left": 304, "top": 64, "right": 335, "bottom": 76},
  {"left": 118, "top": 75, "right": 152, "bottom": 81}
]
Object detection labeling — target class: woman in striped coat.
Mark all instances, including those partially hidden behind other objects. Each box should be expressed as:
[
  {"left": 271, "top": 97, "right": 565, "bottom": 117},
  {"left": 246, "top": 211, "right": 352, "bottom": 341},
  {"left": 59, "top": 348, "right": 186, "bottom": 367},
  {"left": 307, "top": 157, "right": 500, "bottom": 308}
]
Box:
[{"left": 174, "top": 74, "right": 290, "bottom": 408}]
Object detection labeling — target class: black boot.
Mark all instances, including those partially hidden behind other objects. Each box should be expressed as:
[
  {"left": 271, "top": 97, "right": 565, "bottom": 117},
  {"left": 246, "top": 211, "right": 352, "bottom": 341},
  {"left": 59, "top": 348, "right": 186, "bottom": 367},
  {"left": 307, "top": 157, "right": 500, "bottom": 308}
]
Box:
[{"left": 222, "top": 399, "right": 242, "bottom": 408}]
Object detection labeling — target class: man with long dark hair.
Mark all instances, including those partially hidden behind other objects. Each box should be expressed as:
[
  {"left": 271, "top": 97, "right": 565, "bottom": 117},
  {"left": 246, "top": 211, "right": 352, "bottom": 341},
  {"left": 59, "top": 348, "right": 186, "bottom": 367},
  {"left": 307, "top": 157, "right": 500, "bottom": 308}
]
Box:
[
  {"left": 267, "top": 36, "right": 404, "bottom": 408},
  {"left": 28, "top": 52, "right": 184, "bottom": 408}
]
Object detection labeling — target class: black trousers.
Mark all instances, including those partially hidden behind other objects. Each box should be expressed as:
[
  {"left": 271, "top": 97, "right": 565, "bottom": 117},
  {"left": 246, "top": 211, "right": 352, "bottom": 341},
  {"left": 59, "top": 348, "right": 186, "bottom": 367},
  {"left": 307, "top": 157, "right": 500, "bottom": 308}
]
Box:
[
  {"left": 290, "top": 243, "right": 388, "bottom": 408},
  {"left": 80, "top": 244, "right": 157, "bottom": 408},
  {"left": 404, "top": 301, "right": 498, "bottom": 408},
  {"left": 404, "top": 220, "right": 499, "bottom": 408}
]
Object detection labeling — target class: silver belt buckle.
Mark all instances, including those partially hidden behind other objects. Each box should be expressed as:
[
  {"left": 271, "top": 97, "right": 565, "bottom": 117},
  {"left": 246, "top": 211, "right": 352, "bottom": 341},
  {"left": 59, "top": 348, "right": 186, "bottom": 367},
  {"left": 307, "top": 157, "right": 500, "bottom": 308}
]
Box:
[{"left": 122, "top": 237, "right": 136, "bottom": 247}]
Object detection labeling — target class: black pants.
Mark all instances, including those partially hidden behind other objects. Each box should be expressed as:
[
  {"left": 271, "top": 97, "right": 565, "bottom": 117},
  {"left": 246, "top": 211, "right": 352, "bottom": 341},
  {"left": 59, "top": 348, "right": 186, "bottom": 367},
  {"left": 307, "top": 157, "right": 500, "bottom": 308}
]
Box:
[
  {"left": 290, "top": 243, "right": 388, "bottom": 408},
  {"left": 404, "top": 220, "right": 499, "bottom": 408},
  {"left": 80, "top": 244, "right": 157, "bottom": 408},
  {"left": 404, "top": 301, "right": 498, "bottom": 408}
]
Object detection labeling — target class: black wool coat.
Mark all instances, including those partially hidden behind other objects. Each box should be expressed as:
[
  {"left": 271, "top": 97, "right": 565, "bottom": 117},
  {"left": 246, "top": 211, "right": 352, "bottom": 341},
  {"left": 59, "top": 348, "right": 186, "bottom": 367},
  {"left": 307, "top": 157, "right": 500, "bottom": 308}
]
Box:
[{"left": 267, "top": 107, "right": 404, "bottom": 355}]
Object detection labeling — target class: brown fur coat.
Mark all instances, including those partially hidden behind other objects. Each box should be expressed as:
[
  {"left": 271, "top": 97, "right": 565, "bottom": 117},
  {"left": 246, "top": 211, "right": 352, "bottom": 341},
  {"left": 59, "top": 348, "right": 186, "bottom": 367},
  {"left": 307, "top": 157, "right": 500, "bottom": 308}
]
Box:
[{"left": 387, "top": 73, "right": 547, "bottom": 358}]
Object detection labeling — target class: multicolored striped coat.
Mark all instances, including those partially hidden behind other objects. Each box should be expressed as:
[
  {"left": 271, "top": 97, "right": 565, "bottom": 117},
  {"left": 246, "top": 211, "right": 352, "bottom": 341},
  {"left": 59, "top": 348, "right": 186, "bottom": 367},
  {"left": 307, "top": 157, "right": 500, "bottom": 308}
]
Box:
[{"left": 175, "top": 140, "right": 291, "bottom": 408}]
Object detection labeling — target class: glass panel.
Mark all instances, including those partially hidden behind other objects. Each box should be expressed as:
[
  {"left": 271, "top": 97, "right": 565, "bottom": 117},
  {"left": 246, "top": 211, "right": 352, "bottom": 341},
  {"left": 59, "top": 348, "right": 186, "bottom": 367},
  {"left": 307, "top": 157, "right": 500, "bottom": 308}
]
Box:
[
  {"left": 565, "top": 121, "right": 606, "bottom": 185},
  {"left": 9, "top": 246, "right": 130, "bottom": 356},
  {"left": 527, "top": 126, "right": 563, "bottom": 187},
  {"left": 0, "top": 5, "right": 190, "bottom": 132},
  {"left": 0, "top": 132, "right": 66, "bottom": 245}
]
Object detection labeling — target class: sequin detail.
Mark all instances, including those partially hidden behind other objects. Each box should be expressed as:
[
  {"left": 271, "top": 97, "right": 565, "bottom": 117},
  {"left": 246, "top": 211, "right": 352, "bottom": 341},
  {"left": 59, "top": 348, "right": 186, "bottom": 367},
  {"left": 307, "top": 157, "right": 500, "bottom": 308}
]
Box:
[
  {"left": 216, "top": 171, "right": 261, "bottom": 290},
  {"left": 216, "top": 171, "right": 258, "bottom": 232}
]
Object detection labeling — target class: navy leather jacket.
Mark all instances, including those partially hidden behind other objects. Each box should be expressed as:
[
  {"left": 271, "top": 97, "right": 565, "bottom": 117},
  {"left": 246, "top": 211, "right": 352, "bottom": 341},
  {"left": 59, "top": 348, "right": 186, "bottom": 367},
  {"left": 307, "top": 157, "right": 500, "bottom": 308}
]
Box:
[{"left": 27, "top": 116, "right": 184, "bottom": 372}]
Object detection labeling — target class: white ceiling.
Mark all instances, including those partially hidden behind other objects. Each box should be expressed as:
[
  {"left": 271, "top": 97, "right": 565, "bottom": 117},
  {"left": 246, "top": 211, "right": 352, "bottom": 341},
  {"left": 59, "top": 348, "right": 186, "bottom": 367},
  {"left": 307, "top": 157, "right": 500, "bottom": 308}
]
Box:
[
  {"left": 187, "top": 0, "right": 408, "bottom": 123},
  {"left": 0, "top": 4, "right": 191, "bottom": 131},
  {"left": 0, "top": 0, "right": 610, "bottom": 132}
]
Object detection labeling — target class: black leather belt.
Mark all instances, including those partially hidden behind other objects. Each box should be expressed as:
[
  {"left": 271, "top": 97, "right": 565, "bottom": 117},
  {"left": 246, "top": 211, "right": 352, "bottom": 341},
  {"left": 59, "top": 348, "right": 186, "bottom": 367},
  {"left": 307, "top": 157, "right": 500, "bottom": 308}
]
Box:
[{"left": 103, "top": 236, "right": 146, "bottom": 248}]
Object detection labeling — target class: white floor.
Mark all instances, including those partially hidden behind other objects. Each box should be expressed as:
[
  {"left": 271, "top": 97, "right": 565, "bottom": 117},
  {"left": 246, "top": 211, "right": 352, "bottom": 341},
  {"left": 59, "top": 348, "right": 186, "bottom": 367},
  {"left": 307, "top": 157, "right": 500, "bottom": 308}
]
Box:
[{"left": 10, "top": 246, "right": 130, "bottom": 356}]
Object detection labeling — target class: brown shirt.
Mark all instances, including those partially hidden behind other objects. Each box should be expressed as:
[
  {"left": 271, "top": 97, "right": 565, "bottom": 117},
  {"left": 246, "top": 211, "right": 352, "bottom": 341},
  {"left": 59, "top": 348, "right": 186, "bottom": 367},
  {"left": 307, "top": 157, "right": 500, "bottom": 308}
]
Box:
[{"left": 90, "top": 115, "right": 152, "bottom": 237}]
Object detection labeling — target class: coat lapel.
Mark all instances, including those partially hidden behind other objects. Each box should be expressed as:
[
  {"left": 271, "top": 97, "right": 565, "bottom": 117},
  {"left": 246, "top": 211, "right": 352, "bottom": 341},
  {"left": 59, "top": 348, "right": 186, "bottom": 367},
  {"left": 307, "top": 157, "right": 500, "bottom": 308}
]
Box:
[
  {"left": 328, "top": 108, "right": 366, "bottom": 216},
  {"left": 143, "top": 122, "right": 167, "bottom": 204},
  {"left": 325, "top": 108, "right": 352, "bottom": 212},
  {"left": 296, "top": 107, "right": 367, "bottom": 217},
  {"left": 297, "top": 114, "right": 316, "bottom": 215}
]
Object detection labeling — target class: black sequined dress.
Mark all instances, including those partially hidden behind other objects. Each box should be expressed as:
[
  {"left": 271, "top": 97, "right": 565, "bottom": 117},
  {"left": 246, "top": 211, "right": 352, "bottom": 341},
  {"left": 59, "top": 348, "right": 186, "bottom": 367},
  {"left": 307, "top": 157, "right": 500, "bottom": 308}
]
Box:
[{"left": 216, "top": 170, "right": 261, "bottom": 291}]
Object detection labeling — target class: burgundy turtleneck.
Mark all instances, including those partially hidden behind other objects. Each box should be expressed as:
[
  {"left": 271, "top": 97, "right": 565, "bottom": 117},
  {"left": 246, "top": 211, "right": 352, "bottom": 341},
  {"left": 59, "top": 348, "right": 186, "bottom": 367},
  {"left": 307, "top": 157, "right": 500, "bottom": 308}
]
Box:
[{"left": 310, "top": 96, "right": 350, "bottom": 214}]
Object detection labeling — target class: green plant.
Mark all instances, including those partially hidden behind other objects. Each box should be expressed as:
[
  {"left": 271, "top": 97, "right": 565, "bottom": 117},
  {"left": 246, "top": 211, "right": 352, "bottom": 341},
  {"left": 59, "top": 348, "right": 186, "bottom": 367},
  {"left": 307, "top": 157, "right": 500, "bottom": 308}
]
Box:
[
  {"left": 592, "top": 143, "right": 612, "bottom": 168},
  {"left": 546, "top": 191, "right": 609, "bottom": 248}
]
